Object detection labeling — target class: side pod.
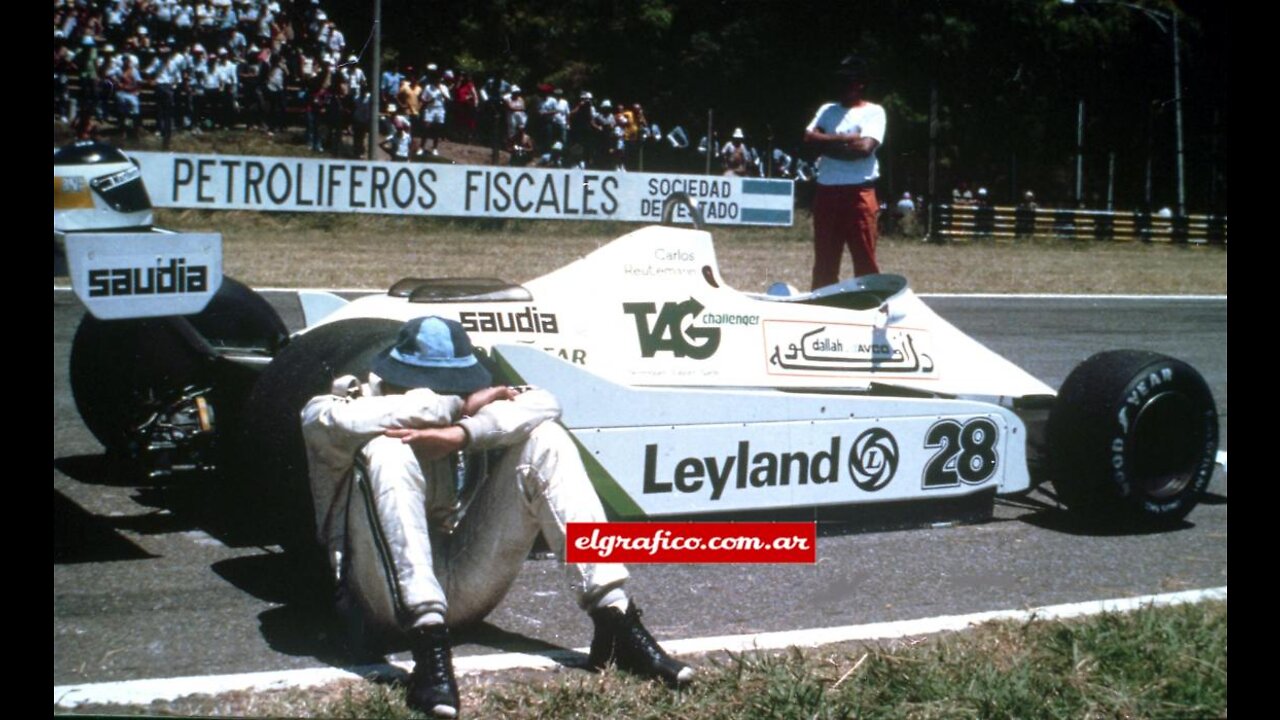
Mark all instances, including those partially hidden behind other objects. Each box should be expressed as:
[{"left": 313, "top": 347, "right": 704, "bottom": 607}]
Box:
[{"left": 493, "top": 344, "right": 1033, "bottom": 520}]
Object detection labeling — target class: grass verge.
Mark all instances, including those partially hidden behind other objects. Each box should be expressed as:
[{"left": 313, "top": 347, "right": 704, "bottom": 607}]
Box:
[
  {"left": 108, "top": 209, "right": 1225, "bottom": 295},
  {"left": 59, "top": 599, "right": 1226, "bottom": 719}
]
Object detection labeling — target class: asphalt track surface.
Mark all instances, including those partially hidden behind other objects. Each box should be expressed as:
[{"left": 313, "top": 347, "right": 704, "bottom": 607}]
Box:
[{"left": 53, "top": 289, "right": 1227, "bottom": 694}]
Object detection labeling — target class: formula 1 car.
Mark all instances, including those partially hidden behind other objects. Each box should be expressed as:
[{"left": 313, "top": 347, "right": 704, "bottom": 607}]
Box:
[{"left": 59, "top": 142, "right": 1220, "bottom": 549}]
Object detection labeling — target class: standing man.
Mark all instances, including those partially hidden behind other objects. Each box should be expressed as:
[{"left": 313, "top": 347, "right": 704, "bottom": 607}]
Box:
[
  {"left": 539, "top": 87, "right": 568, "bottom": 152},
  {"left": 504, "top": 85, "right": 528, "bottom": 144},
  {"left": 113, "top": 56, "right": 143, "bottom": 137},
  {"left": 451, "top": 71, "right": 479, "bottom": 143},
  {"left": 339, "top": 54, "right": 367, "bottom": 100},
  {"left": 75, "top": 36, "right": 101, "bottom": 121},
  {"left": 418, "top": 66, "right": 450, "bottom": 157},
  {"left": 301, "top": 317, "right": 694, "bottom": 718},
  {"left": 146, "top": 40, "right": 185, "bottom": 140},
  {"left": 804, "top": 55, "right": 886, "bottom": 288},
  {"left": 263, "top": 53, "right": 289, "bottom": 135},
  {"left": 352, "top": 89, "right": 372, "bottom": 158},
  {"left": 397, "top": 69, "right": 423, "bottom": 155},
  {"left": 381, "top": 62, "right": 404, "bottom": 106},
  {"left": 720, "top": 128, "right": 757, "bottom": 177},
  {"left": 568, "top": 91, "right": 597, "bottom": 168}
]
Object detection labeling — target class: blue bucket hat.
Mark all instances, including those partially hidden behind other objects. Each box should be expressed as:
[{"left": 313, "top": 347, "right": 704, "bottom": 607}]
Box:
[{"left": 371, "top": 316, "right": 492, "bottom": 394}]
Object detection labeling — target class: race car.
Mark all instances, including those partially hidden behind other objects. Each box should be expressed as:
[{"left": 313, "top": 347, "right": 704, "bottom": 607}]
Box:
[{"left": 60, "top": 144, "right": 1220, "bottom": 550}]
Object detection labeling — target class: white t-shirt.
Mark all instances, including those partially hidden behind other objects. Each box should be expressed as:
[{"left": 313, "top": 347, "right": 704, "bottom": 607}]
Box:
[
  {"left": 806, "top": 101, "right": 886, "bottom": 186},
  {"left": 218, "top": 60, "right": 239, "bottom": 89},
  {"left": 196, "top": 59, "right": 221, "bottom": 90},
  {"left": 425, "top": 83, "right": 450, "bottom": 106}
]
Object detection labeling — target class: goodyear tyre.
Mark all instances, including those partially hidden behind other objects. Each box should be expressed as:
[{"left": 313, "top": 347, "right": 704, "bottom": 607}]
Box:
[
  {"left": 69, "top": 275, "right": 287, "bottom": 453},
  {"left": 1047, "top": 350, "right": 1218, "bottom": 527},
  {"left": 234, "top": 318, "right": 404, "bottom": 555}
]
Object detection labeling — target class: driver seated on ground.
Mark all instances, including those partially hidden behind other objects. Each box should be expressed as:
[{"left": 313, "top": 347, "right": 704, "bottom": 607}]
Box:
[{"left": 300, "top": 316, "right": 693, "bottom": 718}]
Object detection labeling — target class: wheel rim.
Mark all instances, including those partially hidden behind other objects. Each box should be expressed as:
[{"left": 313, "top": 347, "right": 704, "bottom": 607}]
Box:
[{"left": 1130, "top": 390, "right": 1200, "bottom": 500}]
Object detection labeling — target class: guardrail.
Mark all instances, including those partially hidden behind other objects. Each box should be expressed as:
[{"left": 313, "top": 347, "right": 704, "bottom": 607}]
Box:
[
  {"left": 63, "top": 76, "right": 313, "bottom": 124},
  {"left": 930, "top": 204, "right": 1227, "bottom": 245}
]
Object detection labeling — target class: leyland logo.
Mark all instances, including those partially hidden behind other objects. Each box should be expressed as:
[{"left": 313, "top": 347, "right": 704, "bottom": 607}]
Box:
[
  {"left": 849, "top": 428, "right": 899, "bottom": 491},
  {"left": 641, "top": 429, "right": 900, "bottom": 500},
  {"left": 623, "top": 298, "right": 721, "bottom": 359}
]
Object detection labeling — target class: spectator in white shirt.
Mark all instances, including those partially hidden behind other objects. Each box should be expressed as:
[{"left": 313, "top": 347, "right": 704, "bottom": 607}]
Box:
[
  {"left": 173, "top": 4, "right": 194, "bottom": 44},
  {"left": 327, "top": 23, "right": 345, "bottom": 57},
  {"left": 146, "top": 42, "right": 187, "bottom": 138},
  {"left": 216, "top": 48, "right": 240, "bottom": 127},
  {"left": 339, "top": 55, "right": 366, "bottom": 99}
]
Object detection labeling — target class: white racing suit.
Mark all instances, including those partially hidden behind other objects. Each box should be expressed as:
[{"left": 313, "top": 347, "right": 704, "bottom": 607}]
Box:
[{"left": 301, "top": 381, "right": 629, "bottom": 637}]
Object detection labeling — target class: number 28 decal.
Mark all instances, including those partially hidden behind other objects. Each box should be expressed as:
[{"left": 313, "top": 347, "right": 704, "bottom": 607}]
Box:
[{"left": 922, "top": 418, "right": 999, "bottom": 488}]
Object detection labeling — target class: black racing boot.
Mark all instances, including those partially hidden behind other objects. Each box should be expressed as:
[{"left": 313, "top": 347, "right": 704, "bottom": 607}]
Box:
[
  {"left": 407, "top": 625, "right": 460, "bottom": 719},
  {"left": 589, "top": 602, "right": 695, "bottom": 687}
]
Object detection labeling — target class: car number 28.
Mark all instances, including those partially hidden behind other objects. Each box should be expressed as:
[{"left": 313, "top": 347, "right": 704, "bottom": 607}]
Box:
[{"left": 922, "top": 418, "right": 1000, "bottom": 488}]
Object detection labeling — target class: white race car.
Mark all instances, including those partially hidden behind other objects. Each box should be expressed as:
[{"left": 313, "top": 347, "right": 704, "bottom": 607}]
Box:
[{"left": 60, "top": 145, "right": 1220, "bottom": 548}]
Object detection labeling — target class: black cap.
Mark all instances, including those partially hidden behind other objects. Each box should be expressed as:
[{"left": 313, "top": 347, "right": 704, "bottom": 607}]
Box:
[{"left": 834, "top": 55, "right": 869, "bottom": 84}]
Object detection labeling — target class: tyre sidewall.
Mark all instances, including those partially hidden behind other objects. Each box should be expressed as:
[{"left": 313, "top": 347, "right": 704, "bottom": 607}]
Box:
[
  {"left": 1049, "top": 350, "right": 1218, "bottom": 525},
  {"left": 69, "top": 275, "right": 287, "bottom": 453},
  {"left": 232, "top": 318, "right": 405, "bottom": 554},
  {"left": 1109, "top": 357, "right": 1218, "bottom": 520}
]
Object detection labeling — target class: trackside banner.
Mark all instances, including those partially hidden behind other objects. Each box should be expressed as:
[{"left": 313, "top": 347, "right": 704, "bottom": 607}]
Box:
[{"left": 129, "top": 151, "right": 794, "bottom": 226}]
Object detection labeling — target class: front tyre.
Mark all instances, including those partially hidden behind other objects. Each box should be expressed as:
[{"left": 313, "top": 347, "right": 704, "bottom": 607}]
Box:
[{"left": 1047, "top": 350, "right": 1218, "bottom": 527}]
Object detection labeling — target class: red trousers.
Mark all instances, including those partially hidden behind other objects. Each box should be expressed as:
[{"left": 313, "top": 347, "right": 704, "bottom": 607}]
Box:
[{"left": 811, "top": 183, "right": 880, "bottom": 289}]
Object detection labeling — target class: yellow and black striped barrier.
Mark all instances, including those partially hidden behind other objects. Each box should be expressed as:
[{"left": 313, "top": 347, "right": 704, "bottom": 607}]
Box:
[{"left": 930, "top": 204, "right": 1227, "bottom": 245}]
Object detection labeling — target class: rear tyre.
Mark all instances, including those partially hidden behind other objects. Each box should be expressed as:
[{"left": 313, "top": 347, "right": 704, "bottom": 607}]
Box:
[
  {"left": 69, "top": 276, "right": 287, "bottom": 454},
  {"left": 233, "top": 318, "right": 404, "bottom": 555},
  {"left": 1047, "top": 350, "right": 1218, "bottom": 528}
]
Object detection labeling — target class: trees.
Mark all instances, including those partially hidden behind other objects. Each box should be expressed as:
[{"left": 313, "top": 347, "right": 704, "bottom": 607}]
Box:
[{"left": 328, "top": 0, "right": 1226, "bottom": 211}]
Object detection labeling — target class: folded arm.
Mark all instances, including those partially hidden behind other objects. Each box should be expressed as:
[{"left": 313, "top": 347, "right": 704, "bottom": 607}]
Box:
[
  {"left": 302, "top": 389, "right": 464, "bottom": 458},
  {"left": 804, "top": 127, "right": 879, "bottom": 160},
  {"left": 385, "top": 386, "right": 563, "bottom": 459}
]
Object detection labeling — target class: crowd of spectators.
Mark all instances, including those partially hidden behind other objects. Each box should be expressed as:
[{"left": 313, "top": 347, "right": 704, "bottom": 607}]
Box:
[
  {"left": 950, "top": 182, "right": 991, "bottom": 208},
  {"left": 54, "top": 0, "right": 370, "bottom": 149},
  {"left": 709, "top": 127, "right": 815, "bottom": 180},
  {"left": 382, "top": 74, "right": 678, "bottom": 171},
  {"left": 53, "top": 1, "right": 815, "bottom": 178}
]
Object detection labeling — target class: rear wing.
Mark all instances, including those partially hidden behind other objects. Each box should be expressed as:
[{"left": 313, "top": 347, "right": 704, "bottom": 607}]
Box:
[{"left": 60, "top": 229, "right": 223, "bottom": 320}]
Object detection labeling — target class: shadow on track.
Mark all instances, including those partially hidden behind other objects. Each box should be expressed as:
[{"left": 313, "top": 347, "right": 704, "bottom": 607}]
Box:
[
  {"left": 214, "top": 550, "right": 588, "bottom": 672},
  {"left": 994, "top": 486, "right": 1224, "bottom": 537},
  {"left": 53, "top": 488, "right": 157, "bottom": 564}
]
